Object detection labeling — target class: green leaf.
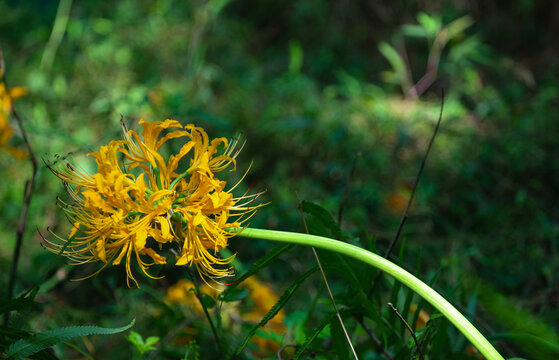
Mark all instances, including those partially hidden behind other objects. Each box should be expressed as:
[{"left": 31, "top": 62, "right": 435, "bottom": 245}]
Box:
[
  {"left": 29, "top": 349, "right": 60, "bottom": 360},
  {"left": 234, "top": 267, "right": 317, "bottom": 355},
  {"left": 183, "top": 340, "right": 200, "bottom": 360},
  {"left": 489, "top": 333, "right": 559, "bottom": 357},
  {"left": 144, "top": 336, "right": 160, "bottom": 348},
  {"left": 5, "top": 318, "right": 135, "bottom": 360},
  {"left": 0, "top": 326, "right": 32, "bottom": 339},
  {"left": 127, "top": 331, "right": 143, "bottom": 347},
  {"left": 128, "top": 330, "right": 159, "bottom": 355},
  {"left": 292, "top": 313, "right": 336, "bottom": 360},
  {"left": 330, "top": 317, "right": 350, "bottom": 360},
  {"left": 416, "top": 12, "right": 441, "bottom": 39},
  {"left": 401, "top": 24, "right": 428, "bottom": 38},
  {"left": 289, "top": 41, "right": 304, "bottom": 74},
  {"left": 301, "top": 200, "right": 342, "bottom": 239},
  {"left": 61, "top": 341, "right": 94, "bottom": 360},
  {"left": 476, "top": 280, "right": 559, "bottom": 359},
  {"left": 219, "top": 287, "right": 249, "bottom": 303},
  {"left": 201, "top": 294, "right": 216, "bottom": 309},
  {"left": 0, "top": 286, "right": 39, "bottom": 315},
  {"left": 221, "top": 243, "right": 292, "bottom": 297},
  {"left": 378, "top": 42, "right": 407, "bottom": 84}
]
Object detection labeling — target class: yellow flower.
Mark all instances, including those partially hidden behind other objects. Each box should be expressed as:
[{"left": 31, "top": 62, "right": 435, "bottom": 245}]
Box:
[
  {"left": 408, "top": 304, "right": 430, "bottom": 329},
  {"left": 243, "top": 277, "right": 285, "bottom": 325},
  {"left": 164, "top": 279, "right": 224, "bottom": 314},
  {"left": 0, "top": 82, "right": 27, "bottom": 159},
  {"left": 164, "top": 276, "right": 286, "bottom": 357},
  {"left": 45, "top": 119, "right": 261, "bottom": 287},
  {"left": 243, "top": 277, "right": 286, "bottom": 356}
]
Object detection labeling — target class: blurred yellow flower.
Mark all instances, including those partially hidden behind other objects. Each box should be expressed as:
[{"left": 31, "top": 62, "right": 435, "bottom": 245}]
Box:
[
  {"left": 164, "top": 279, "right": 213, "bottom": 314},
  {"left": 243, "top": 277, "right": 286, "bottom": 355},
  {"left": 0, "top": 82, "right": 27, "bottom": 159},
  {"left": 45, "top": 119, "right": 261, "bottom": 287},
  {"left": 243, "top": 277, "right": 285, "bottom": 325},
  {"left": 164, "top": 276, "right": 285, "bottom": 356},
  {"left": 409, "top": 304, "right": 430, "bottom": 329}
]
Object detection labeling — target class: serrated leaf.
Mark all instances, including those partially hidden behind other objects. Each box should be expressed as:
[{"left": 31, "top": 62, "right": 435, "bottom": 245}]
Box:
[
  {"left": 5, "top": 318, "right": 135, "bottom": 359},
  {"left": 292, "top": 313, "right": 336, "bottom": 360},
  {"left": 234, "top": 267, "right": 317, "bottom": 356},
  {"left": 0, "top": 326, "right": 32, "bottom": 339}
]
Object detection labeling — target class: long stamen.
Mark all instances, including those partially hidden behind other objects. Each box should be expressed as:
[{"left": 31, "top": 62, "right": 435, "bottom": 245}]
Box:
[{"left": 45, "top": 120, "right": 263, "bottom": 287}]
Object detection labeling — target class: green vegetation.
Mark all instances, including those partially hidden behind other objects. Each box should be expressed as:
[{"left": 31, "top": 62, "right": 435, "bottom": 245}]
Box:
[{"left": 1, "top": 1, "right": 558, "bottom": 359}]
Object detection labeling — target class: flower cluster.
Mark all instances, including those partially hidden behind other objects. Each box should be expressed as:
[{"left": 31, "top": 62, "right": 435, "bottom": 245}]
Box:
[
  {"left": 0, "top": 82, "right": 27, "bottom": 159},
  {"left": 45, "top": 119, "right": 261, "bottom": 287}
]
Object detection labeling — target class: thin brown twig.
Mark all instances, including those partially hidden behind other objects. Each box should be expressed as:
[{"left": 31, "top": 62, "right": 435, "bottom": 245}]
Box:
[
  {"left": 296, "top": 193, "right": 359, "bottom": 360},
  {"left": 370, "top": 90, "right": 444, "bottom": 295},
  {"left": 387, "top": 302, "right": 425, "bottom": 360},
  {"left": 1, "top": 45, "right": 38, "bottom": 327}
]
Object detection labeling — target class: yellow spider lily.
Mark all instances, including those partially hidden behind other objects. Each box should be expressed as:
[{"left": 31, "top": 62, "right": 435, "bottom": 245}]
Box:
[{"left": 45, "top": 119, "right": 262, "bottom": 287}]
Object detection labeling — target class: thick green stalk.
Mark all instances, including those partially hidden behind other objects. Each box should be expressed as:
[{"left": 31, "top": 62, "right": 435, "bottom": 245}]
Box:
[{"left": 236, "top": 228, "right": 504, "bottom": 360}]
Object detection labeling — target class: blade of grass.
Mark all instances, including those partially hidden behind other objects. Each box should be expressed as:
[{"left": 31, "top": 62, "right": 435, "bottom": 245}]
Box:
[
  {"left": 292, "top": 313, "right": 336, "bottom": 360},
  {"left": 233, "top": 266, "right": 317, "bottom": 357},
  {"left": 222, "top": 244, "right": 293, "bottom": 290}
]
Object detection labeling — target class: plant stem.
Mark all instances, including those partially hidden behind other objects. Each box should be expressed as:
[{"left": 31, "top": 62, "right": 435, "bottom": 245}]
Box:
[
  {"left": 1, "top": 46, "right": 38, "bottom": 327},
  {"left": 186, "top": 268, "right": 222, "bottom": 352},
  {"left": 236, "top": 228, "right": 504, "bottom": 360}
]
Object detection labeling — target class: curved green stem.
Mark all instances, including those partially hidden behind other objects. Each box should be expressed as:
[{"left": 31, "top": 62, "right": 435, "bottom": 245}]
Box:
[{"left": 236, "top": 228, "right": 504, "bottom": 360}]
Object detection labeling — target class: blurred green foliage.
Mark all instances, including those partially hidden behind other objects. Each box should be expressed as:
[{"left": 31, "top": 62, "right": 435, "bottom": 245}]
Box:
[{"left": 1, "top": 0, "right": 559, "bottom": 358}]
